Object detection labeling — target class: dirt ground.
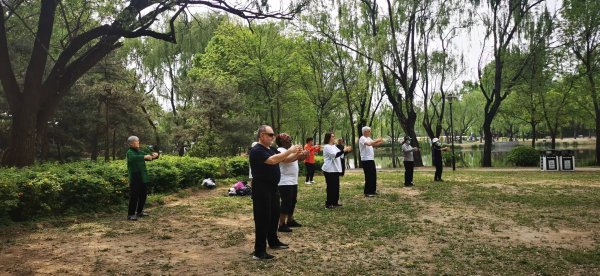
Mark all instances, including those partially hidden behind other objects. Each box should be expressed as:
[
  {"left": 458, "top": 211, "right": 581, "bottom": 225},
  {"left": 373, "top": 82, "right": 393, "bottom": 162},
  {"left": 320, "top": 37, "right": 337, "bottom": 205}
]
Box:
[{"left": 1, "top": 170, "right": 599, "bottom": 275}]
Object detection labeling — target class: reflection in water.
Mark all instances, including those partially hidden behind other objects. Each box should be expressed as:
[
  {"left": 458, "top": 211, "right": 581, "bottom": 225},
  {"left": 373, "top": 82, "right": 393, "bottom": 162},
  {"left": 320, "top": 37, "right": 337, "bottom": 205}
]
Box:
[{"left": 345, "top": 144, "right": 596, "bottom": 169}]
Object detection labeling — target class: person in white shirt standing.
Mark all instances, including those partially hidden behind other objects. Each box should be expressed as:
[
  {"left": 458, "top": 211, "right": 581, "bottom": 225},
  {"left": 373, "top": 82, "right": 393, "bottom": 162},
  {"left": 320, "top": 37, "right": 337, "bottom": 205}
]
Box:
[
  {"left": 275, "top": 133, "right": 307, "bottom": 232},
  {"left": 322, "top": 132, "right": 352, "bottom": 209},
  {"left": 402, "top": 136, "right": 419, "bottom": 187},
  {"left": 358, "top": 126, "right": 384, "bottom": 197}
]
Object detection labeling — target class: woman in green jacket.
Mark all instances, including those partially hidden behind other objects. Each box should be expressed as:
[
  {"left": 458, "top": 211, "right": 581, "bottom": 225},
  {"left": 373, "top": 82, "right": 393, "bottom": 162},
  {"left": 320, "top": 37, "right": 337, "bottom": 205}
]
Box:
[{"left": 126, "top": 136, "right": 158, "bottom": 221}]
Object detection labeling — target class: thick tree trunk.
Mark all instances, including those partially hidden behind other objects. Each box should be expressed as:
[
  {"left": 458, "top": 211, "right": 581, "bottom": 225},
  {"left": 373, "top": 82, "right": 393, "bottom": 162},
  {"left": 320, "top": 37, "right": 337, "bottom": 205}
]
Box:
[
  {"left": 1, "top": 110, "right": 38, "bottom": 167},
  {"left": 482, "top": 116, "right": 493, "bottom": 167}
]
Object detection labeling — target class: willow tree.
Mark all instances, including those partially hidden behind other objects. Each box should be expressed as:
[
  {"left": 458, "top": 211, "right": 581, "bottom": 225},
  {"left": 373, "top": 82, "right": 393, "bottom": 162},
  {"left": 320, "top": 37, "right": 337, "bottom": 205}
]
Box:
[
  {"left": 0, "top": 0, "right": 308, "bottom": 167},
  {"left": 562, "top": 0, "right": 600, "bottom": 165},
  {"left": 475, "top": 0, "right": 545, "bottom": 167}
]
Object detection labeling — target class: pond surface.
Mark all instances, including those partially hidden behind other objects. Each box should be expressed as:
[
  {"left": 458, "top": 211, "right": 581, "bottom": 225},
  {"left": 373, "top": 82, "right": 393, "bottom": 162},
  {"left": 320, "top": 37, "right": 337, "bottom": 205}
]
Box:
[{"left": 345, "top": 142, "right": 596, "bottom": 168}]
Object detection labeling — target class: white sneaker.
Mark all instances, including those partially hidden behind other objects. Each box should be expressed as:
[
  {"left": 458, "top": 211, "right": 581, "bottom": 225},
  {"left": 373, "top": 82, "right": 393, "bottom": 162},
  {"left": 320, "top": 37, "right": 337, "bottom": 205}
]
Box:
[
  {"left": 305, "top": 181, "right": 312, "bottom": 184},
  {"left": 310, "top": 181, "right": 316, "bottom": 184}
]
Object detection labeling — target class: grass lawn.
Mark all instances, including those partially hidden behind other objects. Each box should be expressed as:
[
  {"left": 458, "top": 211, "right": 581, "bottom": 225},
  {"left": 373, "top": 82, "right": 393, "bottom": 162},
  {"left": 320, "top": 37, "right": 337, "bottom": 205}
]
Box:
[{"left": 1, "top": 169, "right": 599, "bottom": 275}]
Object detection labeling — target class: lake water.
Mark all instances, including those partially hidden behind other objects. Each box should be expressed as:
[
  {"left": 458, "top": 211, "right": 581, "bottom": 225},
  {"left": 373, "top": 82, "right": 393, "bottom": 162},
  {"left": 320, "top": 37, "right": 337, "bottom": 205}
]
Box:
[{"left": 345, "top": 143, "right": 597, "bottom": 168}]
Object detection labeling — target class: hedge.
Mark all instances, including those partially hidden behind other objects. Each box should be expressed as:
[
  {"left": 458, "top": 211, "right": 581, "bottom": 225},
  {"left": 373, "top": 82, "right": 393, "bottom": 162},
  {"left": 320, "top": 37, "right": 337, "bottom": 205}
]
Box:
[
  {"left": 0, "top": 155, "right": 256, "bottom": 222},
  {"left": 508, "top": 146, "right": 539, "bottom": 166}
]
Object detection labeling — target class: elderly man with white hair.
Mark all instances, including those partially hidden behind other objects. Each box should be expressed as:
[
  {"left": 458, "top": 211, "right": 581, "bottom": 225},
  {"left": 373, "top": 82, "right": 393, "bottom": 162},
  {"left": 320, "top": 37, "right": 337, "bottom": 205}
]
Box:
[
  {"left": 126, "top": 136, "right": 158, "bottom": 221},
  {"left": 358, "top": 126, "right": 384, "bottom": 197}
]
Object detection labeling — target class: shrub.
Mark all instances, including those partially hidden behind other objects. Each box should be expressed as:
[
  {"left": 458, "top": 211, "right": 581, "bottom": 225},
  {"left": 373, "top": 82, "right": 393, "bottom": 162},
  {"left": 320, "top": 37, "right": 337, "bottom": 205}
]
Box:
[
  {"left": 147, "top": 159, "right": 181, "bottom": 193},
  {"left": 0, "top": 172, "right": 20, "bottom": 223},
  {"left": 173, "top": 156, "right": 220, "bottom": 188},
  {"left": 0, "top": 154, "right": 301, "bottom": 222},
  {"left": 508, "top": 146, "right": 539, "bottom": 166},
  {"left": 61, "top": 173, "right": 118, "bottom": 212},
  {"left": 11, "top": 171, "right": 63, "bottom": 220},
  {"left": 225, "top": 156, "right": 249, "bottom": 178}
]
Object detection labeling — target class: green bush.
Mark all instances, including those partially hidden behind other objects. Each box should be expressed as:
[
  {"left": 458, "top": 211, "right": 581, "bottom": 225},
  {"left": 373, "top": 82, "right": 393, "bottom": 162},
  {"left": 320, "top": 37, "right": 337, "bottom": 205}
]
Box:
[
  {"left": 147, "top": 159, "right": 181, "bottom": 193},
  {"left": 0, "top": 154, "right": 288, "bottom": 222},
  {"left": 61, "top": 174, "right": 118, "bottom": 212},
  {"left": 175, "top": 157, "right": 220, "bottom": 188},
  {"left": 508, "top": 146, "right": 539, "bottom": 166},
  {"left": 0, "top": 172, "right": 20, "bottom": 223},
  {"left": 225, "top": 156, "right": 249, "bottom": 178},
  {"left": 11, "top": 171, "right": 63, "bottom": 220}
]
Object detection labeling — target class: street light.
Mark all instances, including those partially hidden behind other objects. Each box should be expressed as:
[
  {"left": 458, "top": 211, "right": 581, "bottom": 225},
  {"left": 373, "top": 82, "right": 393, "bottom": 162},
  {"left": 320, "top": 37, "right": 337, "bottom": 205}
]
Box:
[{"left": 447, "top": 92, "right": 458, "bottom": 171}]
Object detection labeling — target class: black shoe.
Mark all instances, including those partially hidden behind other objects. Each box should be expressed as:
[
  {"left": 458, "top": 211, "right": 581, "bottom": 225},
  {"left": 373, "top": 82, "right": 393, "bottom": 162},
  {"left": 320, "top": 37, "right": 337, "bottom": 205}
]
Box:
[
  {"left": 325, "top": 205, "right": 335, "bottom": 209},
  {"left": 278, "top": 224, "right": 293, "bottom": 233},
  {"left": 252, "top": 252, "right": 275, "bottom": 260},
  {"left": 136, "top": 211, "right": 149, "bottom": 217},
  {"left": 127, "top": 215, "right": 138, "bottom": 221},
  {"left": 287, "top": 220, "right": 302, "bottom": 228},
  {"left": 404, "top": 183, "right": 414, "bottom": 187},
  {"left": 365, "top": 194, "right": 376, "bottom": 197},
  {"left": 269, "top": 241, "right": 289, "bottom": 249}
]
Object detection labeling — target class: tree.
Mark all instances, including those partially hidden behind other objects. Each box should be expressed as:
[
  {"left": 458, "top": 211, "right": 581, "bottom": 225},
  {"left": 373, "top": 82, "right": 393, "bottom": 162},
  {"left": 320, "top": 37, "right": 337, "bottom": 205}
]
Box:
[
  {"left": 475, "top": 0, "right": 546, "bottom": 167},
  {"left": 0, "top": 0, "right": 308, "bottom": 167},
  {"left": 562, "top": 0, "right": 600, "bottom": 165}
]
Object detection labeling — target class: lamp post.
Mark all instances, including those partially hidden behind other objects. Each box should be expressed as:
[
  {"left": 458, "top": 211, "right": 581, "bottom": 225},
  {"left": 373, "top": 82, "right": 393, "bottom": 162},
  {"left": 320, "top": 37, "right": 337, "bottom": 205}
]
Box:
[{"left": 447, "top": 92, "right": 457, "bottom": 171}]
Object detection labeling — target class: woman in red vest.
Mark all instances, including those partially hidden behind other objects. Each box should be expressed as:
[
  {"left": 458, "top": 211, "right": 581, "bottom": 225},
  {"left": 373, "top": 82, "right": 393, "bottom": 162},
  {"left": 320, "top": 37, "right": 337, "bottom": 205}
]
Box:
[{"left": 303, "top": 137, "right": 321, "bottom": 184}]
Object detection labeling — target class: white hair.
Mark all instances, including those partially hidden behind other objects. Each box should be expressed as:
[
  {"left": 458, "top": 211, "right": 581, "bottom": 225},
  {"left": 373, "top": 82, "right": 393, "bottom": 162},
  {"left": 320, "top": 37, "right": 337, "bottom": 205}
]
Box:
[
  {"left": 362, "top": 126, "right": 371, "bottom": 135},
  {"left": 127, "top": 136, "right": 139, "bottom": 145}
]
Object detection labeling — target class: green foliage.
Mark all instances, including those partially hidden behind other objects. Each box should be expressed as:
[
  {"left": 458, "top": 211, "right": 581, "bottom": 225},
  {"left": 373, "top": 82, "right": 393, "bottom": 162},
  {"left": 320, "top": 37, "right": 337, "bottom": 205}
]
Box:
[
  {"left": 147, "top": 159, "right": 182, "bottom": 193},
  {"left": 224, "top": 156, "right": 249, "bottom": 178},
  {"left": 11, "top": 171, "right": 63, "bottom": 221},
  {"left": 61, "top": 174, "right": 117, "bottom": 212},
  {"left": 508, "top": 146, "right": 540, "bottom": 167},
  {"left": 0, "top": 156, "right": 252, "bottom": 222}
]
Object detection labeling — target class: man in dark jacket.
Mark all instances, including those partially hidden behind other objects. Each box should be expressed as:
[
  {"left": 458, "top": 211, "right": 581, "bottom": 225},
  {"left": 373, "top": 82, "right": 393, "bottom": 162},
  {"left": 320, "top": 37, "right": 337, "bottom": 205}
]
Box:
[
  {"left": 249, "top": 125, "right": 302, "bottom": 260},
  {"left": 431, "top": 137, "right": 449, "bottom": 182},
  {"left": 126, "top": 136, "right": 158, "bottom": 221}
]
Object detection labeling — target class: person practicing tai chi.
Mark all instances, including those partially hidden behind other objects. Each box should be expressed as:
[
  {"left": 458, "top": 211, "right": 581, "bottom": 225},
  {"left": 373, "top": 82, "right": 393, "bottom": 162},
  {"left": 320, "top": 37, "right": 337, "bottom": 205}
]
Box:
[
  {"left": 322, "top": 132, "right": 352, "bottom": 209},
  {"left": 125, "top": 136, "right": 159, "bottom": 221},
  {"left": 249, "top": 125, "right": 302, "bottom": 260},
  {"left": 431, "top": 137, "right": 449, "bottom": 182},
  {"left": 402, "top": 136, "right": 419, "bottom": 187},
  {"left": 303, "top": 138, "right": 321, "bottom": 184},
  {"left": 358, "top": 126, "right": 384, "bottom": 197},
  {"left": 275, "top": 133, "right": 307, "bottom": 233}
]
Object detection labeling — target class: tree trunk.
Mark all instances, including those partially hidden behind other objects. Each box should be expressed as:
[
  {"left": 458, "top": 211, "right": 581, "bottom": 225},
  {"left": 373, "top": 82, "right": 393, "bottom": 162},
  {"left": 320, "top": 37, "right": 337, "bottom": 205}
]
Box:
[
  {"left": 482, "top": 116, "right": 493, "bottom": 167},
  {"left": 596, "top": 114, "right": 600, "bottom": 166},
  {"left": 531, "top": 123, "right": 537, "bottom": 148},
  {"left": 1, "top": 110, "right": 38, "bottom": 167},
  {"left": 391, "top": 111, "right": 397, "bottom": 168}
]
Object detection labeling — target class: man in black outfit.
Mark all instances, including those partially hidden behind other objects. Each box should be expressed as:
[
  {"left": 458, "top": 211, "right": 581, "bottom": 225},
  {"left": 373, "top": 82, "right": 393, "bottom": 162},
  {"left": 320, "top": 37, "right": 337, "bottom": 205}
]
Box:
[
  {"left": 431, "top": 137, "right": 449, "bottom": 182},
  {"left": 249, "top": 125, "right": 302, "bottom": 260}
]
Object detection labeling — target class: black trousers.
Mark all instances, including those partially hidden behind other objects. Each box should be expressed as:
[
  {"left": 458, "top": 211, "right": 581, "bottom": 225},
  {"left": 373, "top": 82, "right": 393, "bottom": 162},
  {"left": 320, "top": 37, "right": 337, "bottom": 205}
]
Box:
[
  {"left": 324, "top": 172, "right": 340, "bottom": 206},
  {"left": 340, "top": 158, "right": 346, "bottom": 176},
  {"left": 252, "top": 185, "right": 280, "bottom": 254},
  {"left": 305, "top": 163, "right": 316, "bottom": 182},
  {"left": 403, "top": 161, "right": 415, "bottom": 185},
  {"left": 362, "top": 160, "right": 377, "bottom": 194},
  {"left": 433, "top": 159, "right": 443, "bottom": 180},
  {"left": 278, "top": 185, "right": 298, "bottom": 215},
  {"left": 128, "top": 174, "right": 147, "bottom": 216}
]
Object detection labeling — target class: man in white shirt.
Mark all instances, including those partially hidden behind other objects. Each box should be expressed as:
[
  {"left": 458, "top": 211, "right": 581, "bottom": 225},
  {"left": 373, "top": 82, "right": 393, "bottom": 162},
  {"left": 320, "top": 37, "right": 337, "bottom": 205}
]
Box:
[
  {"left": 358, "top": 126, "right": 384, "bottom": 197},
  {"left": 402, "top": 136, "right": 419, "bottom": 187}
]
